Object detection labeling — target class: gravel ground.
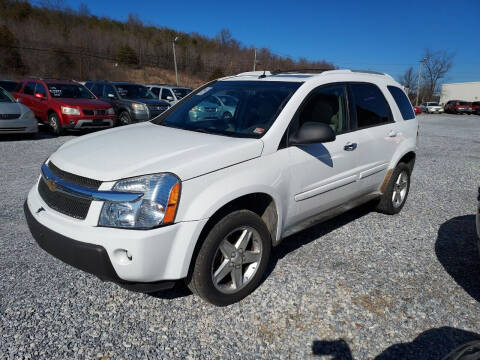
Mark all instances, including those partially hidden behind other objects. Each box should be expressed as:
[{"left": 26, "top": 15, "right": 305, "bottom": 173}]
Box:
[{"left": 1, "top": 114, "right": 479, "bottom": 359}]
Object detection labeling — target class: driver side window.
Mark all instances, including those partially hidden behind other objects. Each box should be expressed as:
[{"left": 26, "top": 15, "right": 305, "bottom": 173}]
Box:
[{"left": 293, "top": 84, "right": 349, "bottom": 136}]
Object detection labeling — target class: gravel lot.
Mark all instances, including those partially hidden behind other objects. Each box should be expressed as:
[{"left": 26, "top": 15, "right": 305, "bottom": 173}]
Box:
[{"left": 1, "top": 114, "right": 479, "bottom": 359}]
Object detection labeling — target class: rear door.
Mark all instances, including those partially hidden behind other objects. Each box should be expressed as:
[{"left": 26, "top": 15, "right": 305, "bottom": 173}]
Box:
[{"left": 349, "top": 82, "right": 401, "bottom": 194}]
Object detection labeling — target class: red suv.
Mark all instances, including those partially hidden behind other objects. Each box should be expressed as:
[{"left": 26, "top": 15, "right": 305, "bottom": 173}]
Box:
[
  {"left": 14, "top": 79, "right": 115, "bottom": 135},
  {"left": 444, "top": 100, "right": 473, "bottom": 115}
]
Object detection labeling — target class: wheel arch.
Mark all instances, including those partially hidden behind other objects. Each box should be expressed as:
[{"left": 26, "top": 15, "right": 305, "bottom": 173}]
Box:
[{"left": 186, "top": 192, "right": 281, "bottom": 278}]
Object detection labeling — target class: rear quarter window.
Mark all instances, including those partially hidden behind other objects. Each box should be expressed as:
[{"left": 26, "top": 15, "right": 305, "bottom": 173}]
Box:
[{"left": 387, "top": 86, "right": 415, "bottom": 120}]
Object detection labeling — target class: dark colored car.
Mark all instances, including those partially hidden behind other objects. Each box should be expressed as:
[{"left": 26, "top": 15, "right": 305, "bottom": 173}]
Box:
[
  {"left": 471, "top": 101, "right": 480, "bottom": 115},
  {"left": 444, "top": 100, "right": 473, "bottom": 114},
  {"left": 0, "top": 80, "right": 19, "bottom": 93},
  {"left": 85, "top": 81, "right": 170, "bottom": 125},
  {"left": 14, "top": 78, "right": 115, "bottom": 135}
]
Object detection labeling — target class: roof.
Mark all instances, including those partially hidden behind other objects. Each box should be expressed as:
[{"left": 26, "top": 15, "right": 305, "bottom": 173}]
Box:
[
  {"left": 24, "top": 78, "right": 79, "bottom": 85},
  {"left": 223, "top": 69, "right": 395, "bottom": 83}
]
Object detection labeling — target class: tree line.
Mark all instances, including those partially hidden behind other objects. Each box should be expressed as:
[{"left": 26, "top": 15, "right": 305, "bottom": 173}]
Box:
[{"left": 0, "top": 0, "right": 334, "bottom": 85}]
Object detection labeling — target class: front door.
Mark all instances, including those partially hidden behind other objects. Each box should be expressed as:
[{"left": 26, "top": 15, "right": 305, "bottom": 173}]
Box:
[{"left": 285, "top": 83, "right": 360, "bottom": 230}]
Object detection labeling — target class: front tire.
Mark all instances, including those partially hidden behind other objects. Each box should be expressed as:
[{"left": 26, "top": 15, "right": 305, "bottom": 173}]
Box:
[
  {"left": 376, "top": 163, "right": 411, "bottom": 215},
  {"left": 48, "top": 113, "right": 64, "bottom": 136},
  {"left": 187, "top": 210, "right": 272, "bottom": 306},
  {"left": 118, "top": 111, "right": 132, "bottom": 126}
]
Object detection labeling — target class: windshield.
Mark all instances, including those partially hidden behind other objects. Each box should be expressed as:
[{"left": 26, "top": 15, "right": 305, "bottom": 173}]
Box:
[
  {"left": 47, "top": 83, "right": 95, "bottom": 99},
  {"left": 458, "top": 101, "right": 468, "bottom": 106},
  {"left": 428, "top": 102, "right": 439, "bottom": 106},
  {"left": 0, "top": 87, "right": 15, "bottom": 103},
  {"left": 172, "top": 88, "right": 192, "bottom": 99},
  {"left": 153, "top": 80, "right": 301, "bottom": 138},
  {"left": 115, "top": 84, "right": 155, "bottom": 100}
]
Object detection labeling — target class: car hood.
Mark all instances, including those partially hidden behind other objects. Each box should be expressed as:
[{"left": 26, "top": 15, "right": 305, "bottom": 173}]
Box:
[
  {"left": 0, "top": 102, "right": 28, "bottom": 115},
  {"left": 49, "top": 122, "right": 264, "bottom": 182},
  {"left": 53, "top": 98, "right": 111, "bottom": 108}
]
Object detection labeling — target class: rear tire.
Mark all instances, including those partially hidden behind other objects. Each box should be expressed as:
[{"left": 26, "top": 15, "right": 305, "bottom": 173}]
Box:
[
  {"left": 48, "top": 113, "right": 64, "bottom": 136},
  {"left": 187, "top": 210, "right": 272, "bottom": 306},
  {"left": 376, "top": 163, "right": 411, "bottom": 215}
]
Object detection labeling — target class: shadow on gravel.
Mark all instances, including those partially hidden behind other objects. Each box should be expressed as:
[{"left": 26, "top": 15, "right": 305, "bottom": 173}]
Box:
[
  {"left": 312, "top": 327, "right": 480, "bottom": 359},
  {"left": 264, "top": 201, "right": 375, "bottom": 280},
  {"left": 435, "top": 215, "right": 480, "bottom": 302},
  {"left": 148, "top": 281, "right": 192, "bottom": 300}
]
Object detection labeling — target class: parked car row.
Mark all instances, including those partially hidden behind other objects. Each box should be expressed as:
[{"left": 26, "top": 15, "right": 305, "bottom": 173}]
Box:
[
  {"left": 0, "top": 78, "right": 192, "bottom": 137},
  {"left": 417, "top": 100, "right": 480, "bottom": 115}
]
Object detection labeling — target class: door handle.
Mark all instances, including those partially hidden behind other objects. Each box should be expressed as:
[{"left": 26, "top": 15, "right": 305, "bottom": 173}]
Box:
[{"left": 344, "top": 142, "right": 357, "bottom": 151}]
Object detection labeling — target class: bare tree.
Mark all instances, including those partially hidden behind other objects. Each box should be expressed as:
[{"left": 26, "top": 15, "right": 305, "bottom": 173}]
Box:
[
  {"left": 398, "top": 67, "right": 417, "bottom": 94},
  {"left": 421, "top": 48, "right": 454, "bottom": 99}
]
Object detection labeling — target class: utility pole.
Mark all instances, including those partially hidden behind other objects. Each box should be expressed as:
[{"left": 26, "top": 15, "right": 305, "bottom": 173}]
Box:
[
  {"left": 253, "top": 48, "right": 257, "bottom": 71},
  {"left": 416, "top": 57, "right": 427, "bottom": 106},
  {"left": 173, "top": 36, "right": 179, "bottom": 86}
]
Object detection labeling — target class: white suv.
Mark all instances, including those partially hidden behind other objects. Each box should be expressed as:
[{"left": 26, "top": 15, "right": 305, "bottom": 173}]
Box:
[
  {"left": 25, "top": 70, "right": 418, "bottom": 305},
  {"left": 147, "top": 84, "right": 192, "bottom": 105}
]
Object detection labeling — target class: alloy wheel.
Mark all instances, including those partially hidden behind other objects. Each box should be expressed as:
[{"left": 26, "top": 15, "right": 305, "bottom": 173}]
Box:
[
  {"left": 211, "top": 226, "right": 263, "bottom": 294},
  {"left": 392, "top": 170, "right": 408, "bottom": 208}
]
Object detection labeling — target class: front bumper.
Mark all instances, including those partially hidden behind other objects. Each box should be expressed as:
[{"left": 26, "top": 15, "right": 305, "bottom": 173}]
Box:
[
  {"left": 25, "top": 184, "right": 208, "bottom": 288},
  {"left": 0, "top": 117, "right": 37, "bottom": 134}
]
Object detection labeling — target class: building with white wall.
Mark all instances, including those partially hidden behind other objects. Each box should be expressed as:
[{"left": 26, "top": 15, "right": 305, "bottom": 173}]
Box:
[{"left": 440, "top": 82, "right": 480, "bottom": 104}]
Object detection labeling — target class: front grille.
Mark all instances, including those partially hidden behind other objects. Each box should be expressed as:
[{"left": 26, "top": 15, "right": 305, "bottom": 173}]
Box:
[
  {"left": 0, "top": 114, "right": 20, "bottom": 119},
  {"left": 48, "top": 162, "right": 102, "bottom": 190},
  {"left": 148, "top": 105, "right": 168, "bottom": 112},
  {"left": 82, "top": 109, "right": 106, "bottom": 116},
  {"left": 38, "top": 177, "right": 91, "bottom": 219}
]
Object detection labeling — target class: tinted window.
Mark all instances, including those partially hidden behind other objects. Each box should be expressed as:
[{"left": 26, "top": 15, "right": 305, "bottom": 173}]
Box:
[
  {"left": 0, "top": 87, "right": 15, "bottom": 102},
  {"left": 294, "top": 84, "right": 349, "bottom": 135},
  {"left": 351, "top": 83, "right": 392, "bottom": 128},
  {"left": 35, "top": 83, "right": 47, "bottom": 97},
  {"left": 161, "top": 88, "right": 174, "bottom": 100},
  {"left": 387, "top": 86, "right": 415, "bottom": 120},
  {"left": 0, "top": 81, "right": 17, "bottom": 92},
  {"left": 90, "top": 83, "right": 103, "bottom": 97},
  {"left": 150, "top": 87, "right": 160, "bottom": 97},
  {"left": 47, "top": 83, "right": 95, "bottom": 99},
  {"left": 24, "top": 82, "right": 36, "bottom": 95},
  {"left": 172, "top": 88, "right": 191, "bottom": 99},
  {"left": 116, "top": 84, "right": 155, "bottom": 100},
  {"left": 103, "top": 84, "right": 116, "bottom": 98}
]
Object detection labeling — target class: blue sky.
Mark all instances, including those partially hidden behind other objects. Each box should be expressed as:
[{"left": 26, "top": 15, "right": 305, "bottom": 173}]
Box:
[{"left": 66, "top": 0, "right": 480, "bottom": 83}]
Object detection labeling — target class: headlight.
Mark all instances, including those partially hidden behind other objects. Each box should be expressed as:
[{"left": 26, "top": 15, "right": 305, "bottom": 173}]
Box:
[
  {"left": 61, "top": 106, "right": 80, "bottom": 115},
  {"left": 131, "top": 103, "right": 147, "bottom": 112},
  {"left": 107, "top": 107, "right": 115, "bottom": 115},
  {"left": 21, "top": 110, "right": 35, "bottom": 119},
  {"left": 99, "top": 173, "right": 180, "bottom": 229}
]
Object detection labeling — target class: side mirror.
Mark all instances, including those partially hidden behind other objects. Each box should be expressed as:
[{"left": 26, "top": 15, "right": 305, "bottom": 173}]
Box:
[
  {"left": 34, "top": 92, "right": 45, "bottom": 99},
  {"left": 107, "top": 93, "right": 116, "bottom": 99},
  {"left": 289, "top": 122, "right": 336, "bottom": 145},
  {"left": 166, "top": 96, "right": 174, "bottom": 101}
]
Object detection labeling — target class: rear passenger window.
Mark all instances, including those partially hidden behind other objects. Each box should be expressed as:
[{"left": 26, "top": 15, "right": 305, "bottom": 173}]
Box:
[
  {"left": 23, "top": 82, "right": 36, "bottom": 95},
  {"left": 350, "top": 83, "right": 392, "bottom": 128},
  {"left": 387, "top": 86, "right": 415, "bottom": 120},
  {"left": 150, "top": 87, "right": 160, "bottom": 97}
]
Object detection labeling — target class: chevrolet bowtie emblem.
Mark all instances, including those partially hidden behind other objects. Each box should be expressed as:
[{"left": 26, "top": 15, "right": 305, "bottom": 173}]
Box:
[{"left": 46, "top": 178, "right": 57, "bottom": 192}]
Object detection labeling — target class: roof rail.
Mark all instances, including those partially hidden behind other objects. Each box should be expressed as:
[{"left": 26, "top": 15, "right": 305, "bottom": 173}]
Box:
[
  {"left": 270, "top": 68, "right": 334, "bottom": 75},
  {"left": 351, "top": 69, "right": 385, "bottom": 75}
]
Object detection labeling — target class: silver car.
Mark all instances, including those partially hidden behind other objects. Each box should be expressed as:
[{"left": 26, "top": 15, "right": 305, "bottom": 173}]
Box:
[{"left": 0, "top": 87, "right": 38, "bottom": 136}]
